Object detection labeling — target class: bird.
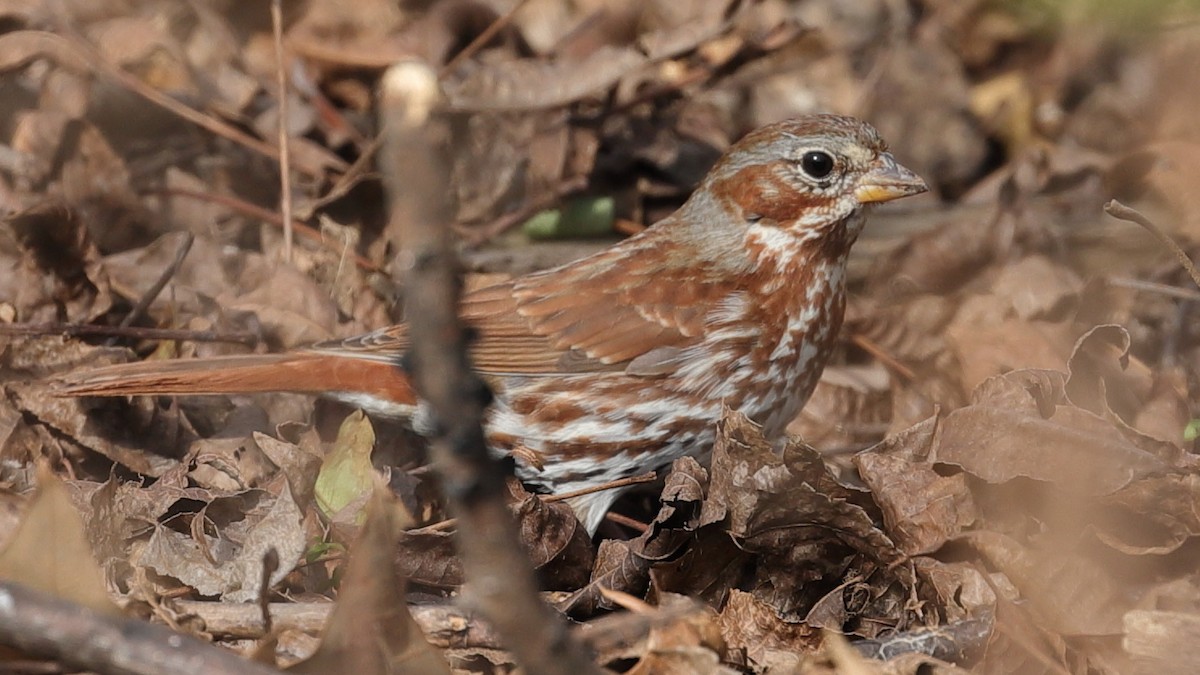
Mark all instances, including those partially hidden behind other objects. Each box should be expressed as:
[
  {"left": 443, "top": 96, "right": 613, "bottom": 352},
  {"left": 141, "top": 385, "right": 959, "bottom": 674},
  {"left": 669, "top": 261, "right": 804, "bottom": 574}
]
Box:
[{"left": 55, "top": 114, "right": 927, "bottom": 534}]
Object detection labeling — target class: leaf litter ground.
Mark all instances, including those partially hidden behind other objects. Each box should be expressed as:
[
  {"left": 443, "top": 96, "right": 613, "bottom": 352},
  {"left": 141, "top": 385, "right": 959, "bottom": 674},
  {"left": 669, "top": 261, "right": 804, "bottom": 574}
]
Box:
[{"left": 3, "top": 0, "right": 1200, "bottom": 673}]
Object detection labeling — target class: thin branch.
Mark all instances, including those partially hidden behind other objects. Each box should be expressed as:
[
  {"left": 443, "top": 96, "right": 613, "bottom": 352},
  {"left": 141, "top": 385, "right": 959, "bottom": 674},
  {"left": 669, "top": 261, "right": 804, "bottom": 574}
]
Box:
[
  {"left": 378, "top": 61, "right": 601, "bottom": 675},
  {"left": 0, "top": 581, "right": 282, "bottom": 675},
  {"left": 1108, "top": 277, "right": 1200, "bottom": 302},
  {"left": 108, "top": 233, "right": 194, "bottom": 344},
  {"left": 850, "top": 333, "right": 916, "bottom": 382}
]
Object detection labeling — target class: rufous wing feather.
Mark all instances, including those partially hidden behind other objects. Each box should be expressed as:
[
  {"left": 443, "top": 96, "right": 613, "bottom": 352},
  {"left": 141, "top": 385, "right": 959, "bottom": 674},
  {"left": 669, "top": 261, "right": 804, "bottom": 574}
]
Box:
[{"left": 306, "top": 248, "right": 729, "bottom": 378}]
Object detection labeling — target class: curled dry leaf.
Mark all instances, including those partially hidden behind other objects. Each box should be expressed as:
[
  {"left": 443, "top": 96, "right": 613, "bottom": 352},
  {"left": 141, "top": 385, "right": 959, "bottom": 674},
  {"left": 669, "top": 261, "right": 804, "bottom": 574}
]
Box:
[
  {"left": 9, "top": 380, "right": 182, "bottom": 478},
  {"left": 253, "top": 431, "right": 321, "bottom": 514},
  {"left": 700, "top": 410, "right": 900, "bottom": 566},
  {"left": 652, "top": 411, "right": 919, "bottom": 644},
  {"left": 6, "top": 203, "right": 113, "bottom": 324},
  {"left": 393, "top": 480, "right": 593, "bottom": 591},
  {"left": 934, "top": 370, "right": 1168, "bottom": 495},
  {"left": 1094, "top": 472, "right": 1200, "bottom": 555},
  {"left": 1065, "top": 324, "right": 1190, "bottom": 462},
  {"left": 851, "top": 559, "right": 996, "bottom": 663},
  {"left": 508, "top": 478, "right": 593, "bottom": 590}
]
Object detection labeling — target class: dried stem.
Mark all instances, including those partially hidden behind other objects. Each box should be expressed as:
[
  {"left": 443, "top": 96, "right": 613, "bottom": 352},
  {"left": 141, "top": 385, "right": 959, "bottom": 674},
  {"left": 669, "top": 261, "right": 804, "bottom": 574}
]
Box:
[
  {"left": 1105, "top": 199, "right": 1200, "bottom": 291},
  {"left": 377, "top": 62, "right": 600, "bottom": 674},
  {"left": 271, "top": 0, "right": 294, "bottom": 262},
  {"left": 111, "top": 233, "right": 193, "bottom": 336}
]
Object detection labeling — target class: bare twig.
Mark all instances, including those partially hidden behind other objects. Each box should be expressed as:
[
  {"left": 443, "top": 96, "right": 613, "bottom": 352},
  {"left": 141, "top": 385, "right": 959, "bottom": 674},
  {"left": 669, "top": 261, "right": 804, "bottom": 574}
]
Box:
[
  {"left": 850, "top": 333, "right": 916, "bottom": 382},
  {"left": 257, "top": 548, "right": 279, "bottom": 636},
  {"left": 603, "top": 511, "right": 649, "bottom": 533},
  {"left": 1105, "top": 199, "right": 1200, "bottom": 291},
  {"left": 271, "top": 0, "right": 294, "bottom": 263},
  {"left": 546, "top": 470, "right": 656, "bottom": 502},
  {"left": 0, "top": 581, "right": 281, "bottom": 675},
  {"left": 0, "top": 323, "right": 258, "bottom": 346},
  {"left": 378, "top": 61, "right": 600, "bottom": 675},
  {"left": 109, "top": 232, "right": 194, "bottom": 343},
  {"left": 439, "top": 0, "right": 534, "bottom": 78}
]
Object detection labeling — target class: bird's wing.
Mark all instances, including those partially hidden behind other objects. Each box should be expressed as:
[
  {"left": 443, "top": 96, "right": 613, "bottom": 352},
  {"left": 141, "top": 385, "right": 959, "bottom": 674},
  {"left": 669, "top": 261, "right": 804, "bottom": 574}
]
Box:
[{"left": 311, "top": 236, "right": 737, "bottom": 377}]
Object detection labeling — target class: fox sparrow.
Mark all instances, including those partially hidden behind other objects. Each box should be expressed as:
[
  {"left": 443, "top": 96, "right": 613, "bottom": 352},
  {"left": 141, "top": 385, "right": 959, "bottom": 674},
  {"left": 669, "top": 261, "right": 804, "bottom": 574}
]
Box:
[{"left": 57, "top": 114, "right": 926, "bottom": 533}]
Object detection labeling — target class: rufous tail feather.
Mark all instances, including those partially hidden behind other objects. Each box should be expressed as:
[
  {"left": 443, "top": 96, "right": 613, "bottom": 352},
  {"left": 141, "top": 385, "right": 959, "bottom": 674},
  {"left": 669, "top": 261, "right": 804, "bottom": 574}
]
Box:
[{"left": 54, "top": 353, "right": 417, "bottom": 406}]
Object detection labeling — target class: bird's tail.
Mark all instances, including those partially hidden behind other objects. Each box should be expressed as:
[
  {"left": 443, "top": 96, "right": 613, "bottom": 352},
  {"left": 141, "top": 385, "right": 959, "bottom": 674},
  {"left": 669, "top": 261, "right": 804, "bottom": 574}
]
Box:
[{"left": 53, "top": 352, "right": 418, "bottom": 408}]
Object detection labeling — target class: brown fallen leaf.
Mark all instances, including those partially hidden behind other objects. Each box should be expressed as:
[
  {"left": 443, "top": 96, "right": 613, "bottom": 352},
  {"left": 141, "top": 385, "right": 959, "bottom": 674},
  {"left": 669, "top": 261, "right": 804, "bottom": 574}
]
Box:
[
  {"left": 934, "top": 372, "right": 1167, "bottom": 496},
  {"left": 653, "top": 411, "right": 919, "bottom": 643},
  {"left": 509, "top": 479, "right": 594, "bottom": 591},
  {"left": 717, "top": 589, "right": 818, "bottom": 671},
  {"left": 291, "top": 485, "right": 450, "bottom": 674},
  {"left": 1094, "top": 472, "right": 1200, "bottom": 555},
  {"left": 136, "top": 476, "right": 305, "bottom": 602},
  {"left": 961, "top": 530, "right": 1127, "bottom": 636},
  {"left": 6, "top": 203, "right": 114, "bottom": 325},
  {"left": 626, "top": 593, "right": 731, "bottom": 675},
  {"left": 560, "top": 457, "right": 706, "bottom": 616},
  {"left": 0, "top": 463, "right": 117, "bottom": 615},
  {"left": 977, "top": 597, "right": 1070, "bottom": 675},
  {"left": 855, "top": 415, "right": 978, "bottom": 556}
]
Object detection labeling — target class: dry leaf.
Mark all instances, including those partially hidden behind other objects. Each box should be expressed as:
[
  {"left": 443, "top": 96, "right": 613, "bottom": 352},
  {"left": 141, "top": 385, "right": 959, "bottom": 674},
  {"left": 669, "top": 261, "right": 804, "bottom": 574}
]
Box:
[
  {"left": 0, "top": 463, "right": 117, "bottom": 615},
  {"left": 292, "top": 486, "right": 450, "bottom": 674}
]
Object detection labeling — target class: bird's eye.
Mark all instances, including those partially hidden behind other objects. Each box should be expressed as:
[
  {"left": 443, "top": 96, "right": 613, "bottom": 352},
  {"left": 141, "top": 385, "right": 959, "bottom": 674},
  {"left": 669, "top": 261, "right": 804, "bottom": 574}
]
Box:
[{"left": 800, "top": 151, "right": 835, "bottom": 179}]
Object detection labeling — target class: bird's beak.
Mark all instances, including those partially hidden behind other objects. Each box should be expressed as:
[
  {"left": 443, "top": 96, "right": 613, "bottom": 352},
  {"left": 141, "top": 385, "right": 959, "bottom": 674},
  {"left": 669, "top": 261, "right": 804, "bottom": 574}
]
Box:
[{"left": 854, "top": 152, "right": 928, "bottom": 204}]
